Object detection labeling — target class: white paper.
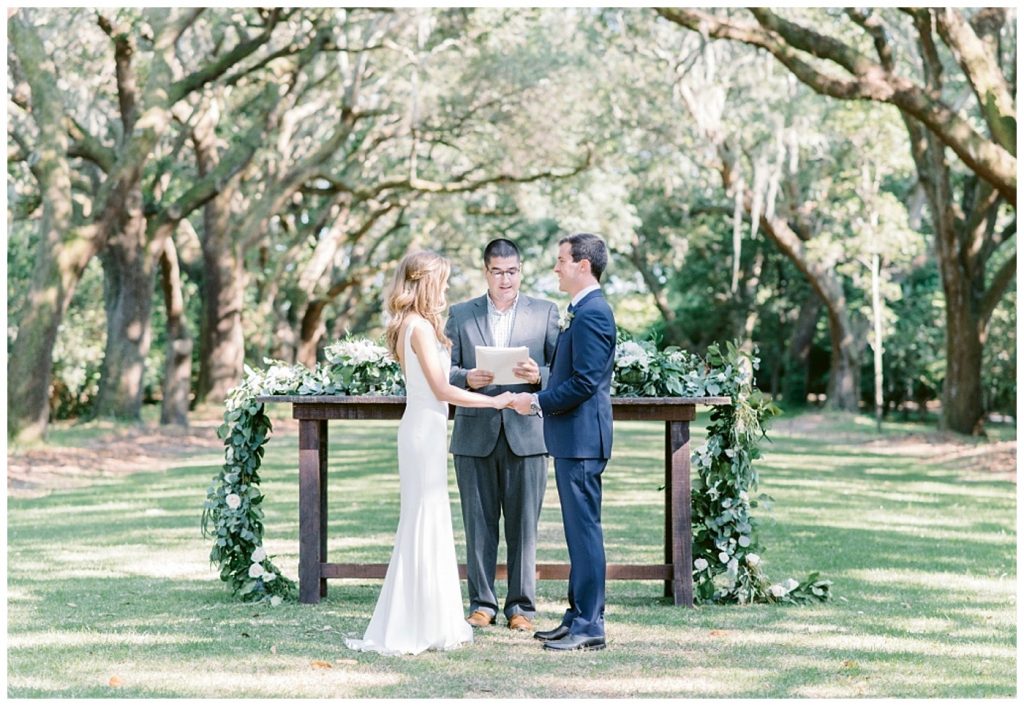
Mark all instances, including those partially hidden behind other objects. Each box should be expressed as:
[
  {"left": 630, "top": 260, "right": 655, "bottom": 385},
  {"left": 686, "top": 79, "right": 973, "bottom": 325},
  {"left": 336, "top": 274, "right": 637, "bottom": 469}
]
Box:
[{"left": 475, "top": 345, "right": 530, "bottom": 386}]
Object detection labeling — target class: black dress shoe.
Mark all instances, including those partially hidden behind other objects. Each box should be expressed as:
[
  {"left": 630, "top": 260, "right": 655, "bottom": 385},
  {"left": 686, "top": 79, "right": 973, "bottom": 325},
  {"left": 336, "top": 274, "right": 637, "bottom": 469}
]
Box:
[
  {"left": 542, "top": 634, "right": 606, "bottom": 651},
  {"left": 533, "top": 625, "right": 570, "bottom": 642}
]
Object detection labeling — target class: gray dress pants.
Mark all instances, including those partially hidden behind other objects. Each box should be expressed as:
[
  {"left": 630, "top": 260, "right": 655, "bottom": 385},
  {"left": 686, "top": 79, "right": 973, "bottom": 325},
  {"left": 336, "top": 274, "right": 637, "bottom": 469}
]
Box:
[{"left": 454, "top": 430, "right": 547, "bottom": 620}]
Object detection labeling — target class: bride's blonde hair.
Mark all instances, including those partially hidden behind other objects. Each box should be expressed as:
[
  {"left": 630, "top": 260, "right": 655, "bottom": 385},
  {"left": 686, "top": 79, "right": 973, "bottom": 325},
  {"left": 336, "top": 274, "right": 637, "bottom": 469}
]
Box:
[{"left": 385, "top": 250, "right": 452, "bottom": 360}]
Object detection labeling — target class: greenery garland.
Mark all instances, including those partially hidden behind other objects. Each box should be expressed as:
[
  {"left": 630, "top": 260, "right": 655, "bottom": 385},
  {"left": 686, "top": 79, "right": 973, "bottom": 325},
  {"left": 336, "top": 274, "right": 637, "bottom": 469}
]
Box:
[{"left": 203, "top": 335, "right": 830, "bottom": 605}]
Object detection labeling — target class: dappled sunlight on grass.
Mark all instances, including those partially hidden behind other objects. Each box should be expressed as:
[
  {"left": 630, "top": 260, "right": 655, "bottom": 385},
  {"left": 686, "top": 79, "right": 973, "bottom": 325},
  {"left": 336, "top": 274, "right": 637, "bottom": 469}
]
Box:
[
  {"left": 9, "top": 630, "right": 207, "bottom": 650},
  {"left": 7, "top": 411, "right": 1015, "bottom": 697},
  {"left": 846, "top": 568, "right": 1014, "bottom": 596},
  {"left": 532, "top": 671, "right": 737, "bottom": 698}
]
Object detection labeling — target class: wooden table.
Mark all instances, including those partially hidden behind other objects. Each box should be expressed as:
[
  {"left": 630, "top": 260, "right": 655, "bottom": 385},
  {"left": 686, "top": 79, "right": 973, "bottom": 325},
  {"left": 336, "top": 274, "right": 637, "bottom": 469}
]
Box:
[{"left": 257, "top": 395, "right": 729, "bottom": 607}]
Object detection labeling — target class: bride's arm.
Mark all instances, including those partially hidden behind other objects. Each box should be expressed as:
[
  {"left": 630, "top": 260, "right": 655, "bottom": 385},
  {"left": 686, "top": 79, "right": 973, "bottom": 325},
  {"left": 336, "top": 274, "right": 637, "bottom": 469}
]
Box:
[{"left": 410, "top": 323, "right": 510, "bottom": 409}]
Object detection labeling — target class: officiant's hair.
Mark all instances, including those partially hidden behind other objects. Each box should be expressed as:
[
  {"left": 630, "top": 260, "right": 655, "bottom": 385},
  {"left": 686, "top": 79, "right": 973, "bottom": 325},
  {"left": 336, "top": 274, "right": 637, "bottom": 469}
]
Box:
[
  {"left": 483, "top": 238, "right": 521, "bottom": 264},
  {"left": 384, "top": 250, "right": 453, "bottom": 359},
  {"left": 560, "top": 232, "right": 608, "bottom": 281}
]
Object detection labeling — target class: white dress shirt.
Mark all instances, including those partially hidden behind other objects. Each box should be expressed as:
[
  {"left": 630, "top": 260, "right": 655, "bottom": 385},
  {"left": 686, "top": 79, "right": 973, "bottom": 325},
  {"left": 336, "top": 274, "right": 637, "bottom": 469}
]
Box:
[
  {"left": 486, "top": 292, "right": 519, "bottom": 348},
  {"left": 571, "top": 284, "right": 601, "bottom": 308}
]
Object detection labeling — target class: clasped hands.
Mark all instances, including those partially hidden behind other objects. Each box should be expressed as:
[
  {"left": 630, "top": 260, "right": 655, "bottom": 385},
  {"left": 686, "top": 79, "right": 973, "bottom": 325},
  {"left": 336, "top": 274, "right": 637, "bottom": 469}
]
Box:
[{"left": 490, "top": 392, "right": 537, "bottom": 415}]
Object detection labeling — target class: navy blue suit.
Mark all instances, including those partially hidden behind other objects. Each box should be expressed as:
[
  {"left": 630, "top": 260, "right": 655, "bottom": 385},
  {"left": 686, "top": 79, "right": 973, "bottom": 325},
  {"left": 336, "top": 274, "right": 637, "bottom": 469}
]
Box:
[{"left": 536, "top": 288, "right": 616, "bottom": 639}]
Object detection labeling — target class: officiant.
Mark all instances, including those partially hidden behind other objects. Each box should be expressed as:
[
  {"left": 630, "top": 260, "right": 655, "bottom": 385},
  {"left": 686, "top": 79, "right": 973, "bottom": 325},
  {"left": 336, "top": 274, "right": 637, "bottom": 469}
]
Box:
[{"left": 445, "top": 238, "right": 560, "bottom": 633}]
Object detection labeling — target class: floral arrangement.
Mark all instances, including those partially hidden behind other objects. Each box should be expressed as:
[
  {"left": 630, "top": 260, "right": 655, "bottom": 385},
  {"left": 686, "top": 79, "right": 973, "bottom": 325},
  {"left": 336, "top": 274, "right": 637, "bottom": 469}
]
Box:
[
  {"left": 612, "top": 334, "right": 830, "bottom": 604},
  {"left": 204, "top": 333, "right": 830, "bottom": 606},
  {"left": 201, "top": 337, "right": 402, "bottom": 603}
]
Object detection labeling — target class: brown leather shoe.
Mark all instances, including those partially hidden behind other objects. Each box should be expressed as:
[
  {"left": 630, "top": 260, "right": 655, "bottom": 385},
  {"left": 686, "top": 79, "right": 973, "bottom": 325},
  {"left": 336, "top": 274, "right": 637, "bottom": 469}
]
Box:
[
  {"left": 466, "top": 610, "right": 496, "bottom": 627},
  {"left": 507, "top": 615, "right": 534, "bottom": 632}
]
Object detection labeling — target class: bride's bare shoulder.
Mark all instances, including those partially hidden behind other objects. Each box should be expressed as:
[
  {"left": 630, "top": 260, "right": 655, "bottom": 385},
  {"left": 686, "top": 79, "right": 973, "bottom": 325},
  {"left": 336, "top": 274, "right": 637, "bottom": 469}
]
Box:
[{"left": 403, "top": 315, "right": 428, "bottom": 337}]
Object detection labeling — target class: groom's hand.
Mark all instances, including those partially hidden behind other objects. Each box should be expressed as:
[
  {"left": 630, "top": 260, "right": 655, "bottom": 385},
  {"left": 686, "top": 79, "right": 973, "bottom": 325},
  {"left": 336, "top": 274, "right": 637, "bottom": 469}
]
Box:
[
  {"left": 513, "top": 358, "right": 541, "bottom": 385},
  {"left": 466, "top": 368, "right": 495, "bottom": 389},
  {"left": 509, "top": 393, "right": 534, "bottom": 416}
]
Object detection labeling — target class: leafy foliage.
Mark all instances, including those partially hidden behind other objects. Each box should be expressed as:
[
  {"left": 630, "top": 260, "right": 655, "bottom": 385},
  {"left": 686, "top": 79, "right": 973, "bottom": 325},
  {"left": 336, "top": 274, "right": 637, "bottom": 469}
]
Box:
[
  {"left": 614, "top": 335, "right": 831, "bottom": 604},
  {"left": 201, "top": 338, "right": 402, "bottom": 603}
]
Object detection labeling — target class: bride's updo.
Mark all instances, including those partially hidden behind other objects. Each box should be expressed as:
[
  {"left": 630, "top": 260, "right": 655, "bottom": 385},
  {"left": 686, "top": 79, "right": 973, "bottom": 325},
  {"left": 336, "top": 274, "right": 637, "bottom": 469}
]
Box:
[{"left": 385, "top": 250, "right": 453, "bottom": 360}]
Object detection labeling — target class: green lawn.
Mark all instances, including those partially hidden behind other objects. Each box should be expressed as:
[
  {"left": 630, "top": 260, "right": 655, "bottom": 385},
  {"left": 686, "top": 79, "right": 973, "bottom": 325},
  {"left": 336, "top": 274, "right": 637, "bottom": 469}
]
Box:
[{"left": 6, "top": 409, "right": 1016, "bottom": 697}]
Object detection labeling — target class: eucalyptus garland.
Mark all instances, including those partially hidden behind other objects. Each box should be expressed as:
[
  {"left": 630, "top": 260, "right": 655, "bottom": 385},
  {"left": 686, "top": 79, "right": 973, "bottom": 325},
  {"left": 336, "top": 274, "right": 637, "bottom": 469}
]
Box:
[{"left": 204, "top": 335, "right": 830, "bottom": 605}]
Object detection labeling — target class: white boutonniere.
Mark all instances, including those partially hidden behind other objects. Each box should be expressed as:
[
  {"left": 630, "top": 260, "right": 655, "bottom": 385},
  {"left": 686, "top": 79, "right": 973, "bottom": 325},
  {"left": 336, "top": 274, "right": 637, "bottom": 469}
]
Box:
[{"left": 558, "top": 308, "right": 574, "bottom": 332}]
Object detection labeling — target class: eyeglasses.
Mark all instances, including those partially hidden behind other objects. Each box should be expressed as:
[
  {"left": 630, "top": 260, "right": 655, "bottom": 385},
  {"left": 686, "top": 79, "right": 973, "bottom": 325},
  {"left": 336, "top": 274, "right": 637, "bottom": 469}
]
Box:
[{"left": 487, "top": 267, "right": 521, "bottom": 279}]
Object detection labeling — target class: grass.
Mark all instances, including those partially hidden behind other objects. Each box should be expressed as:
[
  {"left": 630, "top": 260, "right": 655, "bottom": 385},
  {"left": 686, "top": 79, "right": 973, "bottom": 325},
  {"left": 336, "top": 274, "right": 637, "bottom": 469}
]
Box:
[{"left": 6, "top": 408, "right": 1016, "bottom": 697}]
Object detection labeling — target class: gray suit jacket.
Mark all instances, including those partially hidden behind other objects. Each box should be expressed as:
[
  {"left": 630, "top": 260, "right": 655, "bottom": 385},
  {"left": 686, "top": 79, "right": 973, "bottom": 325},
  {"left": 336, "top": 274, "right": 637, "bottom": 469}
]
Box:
[{"left": 446, "top": 293, "right": 560, "bottom": 458}]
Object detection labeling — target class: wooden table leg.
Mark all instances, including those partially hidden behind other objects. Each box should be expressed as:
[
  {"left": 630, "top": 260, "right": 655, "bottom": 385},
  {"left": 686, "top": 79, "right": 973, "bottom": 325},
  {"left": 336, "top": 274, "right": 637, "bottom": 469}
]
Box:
[
  {"left": 319, "top": 420, "right": 329, "bottom": 598},
  {"left": 298, "top": 418, "right": 326, "bottom": 604},
  {"left": 665, "top": 420, "right": 694, "bottom": 607}
]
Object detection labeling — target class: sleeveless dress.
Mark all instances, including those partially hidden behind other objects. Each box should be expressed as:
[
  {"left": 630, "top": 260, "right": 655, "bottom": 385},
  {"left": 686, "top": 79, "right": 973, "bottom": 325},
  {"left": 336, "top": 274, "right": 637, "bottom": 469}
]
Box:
[{"left": 345, "top": 319, "right": 473, "bottom": 656}]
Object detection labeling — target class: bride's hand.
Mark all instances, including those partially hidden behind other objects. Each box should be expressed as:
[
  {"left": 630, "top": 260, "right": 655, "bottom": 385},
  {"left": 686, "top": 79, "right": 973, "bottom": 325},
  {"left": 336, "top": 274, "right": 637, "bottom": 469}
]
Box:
[{"left": 492, "top": 392, "right": 515, "bottom": 409}]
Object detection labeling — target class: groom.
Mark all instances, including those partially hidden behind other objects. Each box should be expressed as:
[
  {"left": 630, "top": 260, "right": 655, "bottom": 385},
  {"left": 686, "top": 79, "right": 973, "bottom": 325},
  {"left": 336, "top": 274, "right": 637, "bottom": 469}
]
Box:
[{"left": 511, "top": 233, "right": 616, "bottom": 652}]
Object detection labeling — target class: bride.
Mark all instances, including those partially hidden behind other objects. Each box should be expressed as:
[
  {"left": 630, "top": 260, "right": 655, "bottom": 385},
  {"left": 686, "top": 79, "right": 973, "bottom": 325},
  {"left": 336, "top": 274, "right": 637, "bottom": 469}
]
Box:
[{"left": 346, "top": 250, "right": 513, "bottom": 656}]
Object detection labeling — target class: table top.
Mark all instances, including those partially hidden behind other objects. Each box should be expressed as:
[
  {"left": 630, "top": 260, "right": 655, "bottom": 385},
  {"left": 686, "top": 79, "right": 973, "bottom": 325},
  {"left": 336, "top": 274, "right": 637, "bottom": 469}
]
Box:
[
  {"left": 256, "top": 395, "right": 732, "bottom": 405},
  {"left": 256, "top": 394, "right": 731, "bottom": 422}
]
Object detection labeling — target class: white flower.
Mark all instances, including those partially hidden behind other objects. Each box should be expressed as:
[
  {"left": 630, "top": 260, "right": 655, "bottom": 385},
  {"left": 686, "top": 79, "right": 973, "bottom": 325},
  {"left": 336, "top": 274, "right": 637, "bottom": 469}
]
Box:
[
  {"left": 263, "top": 572, "right": 276, "bottom": 583},
  {"left": 615, "top": 340, "right": 652, "bottom": 369},
  {"left": 270, "top": 596, "right": 283, "bottom": 607},
  {"left": 738, "top": 535, "right": 751, "bottom": 548},
  {"left": 694, "top": 558, "right": 709, "bottom": 571},
  {"left": 746, "top": 553, "right": 761, "bottom": 567},
  {"left": 783, "top": 577, "right": 800, "bottom": 592},
  {"left": 251, "top": 546, "right": 267, "bottom": 563},
  {"left": 770, "top": 584, "right": 786, "bottom": 597},
  {"left": 248, "top": 563, "right": 264, "bottom": 578},
  {"left": 718, "top": 551, "right": 730, "bottom": 563},
  {"left": 558, "top": 309, "right": 574, "bottom": 331},
  {"left": 326, "top": 338, "right": 391, "bottom": 366},
  {"left": 225, "top": 493, "right": 242, "bottom": 510}
]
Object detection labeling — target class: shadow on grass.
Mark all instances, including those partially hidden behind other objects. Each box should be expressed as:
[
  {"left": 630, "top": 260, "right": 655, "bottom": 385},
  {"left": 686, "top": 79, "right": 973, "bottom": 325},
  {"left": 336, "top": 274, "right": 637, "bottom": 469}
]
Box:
[{"left": 7, "top": 415, "right": 1015, "bottom": 697}]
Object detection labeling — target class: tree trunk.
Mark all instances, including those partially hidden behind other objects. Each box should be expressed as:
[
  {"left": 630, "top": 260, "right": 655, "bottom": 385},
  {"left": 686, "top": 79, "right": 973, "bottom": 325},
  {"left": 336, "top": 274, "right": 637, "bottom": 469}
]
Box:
[
  {"left": 196, "top": 233, "right": 246, "bottom": 403},
  {"left": 193, "top": 108, "right": 247, "bottom": 404},
  {"left": 870, "top": 252, "right": 884, "bottom": 430},
  {"left": 93, "top": 192, "right": 156, "bottom": 420},
  {"left": 824, "top": 306, "right": 862, "bottom": 411},
  {"left": 720, "top": 162, "right": 862, "bottom": 412},
  {"left": 938, "top": 248, "right": 985, "bottom": 435},
  {"left": 905, "top": 113, "right": 990, "bottom": 434},
  {"left": 159, "top": 236, "right": 192, "bottom": 426},
  {"left": 736, "top": 249, "right": 764, "bottom": 352},
  {"left": 8, "top": 16, "right": 101, "bottom": 442},
  {"left": 296, "top": 299, "right": 329, "bottom": 369},
  {"left": 783, "top": 291, "right": 822, "bottom": 407}
]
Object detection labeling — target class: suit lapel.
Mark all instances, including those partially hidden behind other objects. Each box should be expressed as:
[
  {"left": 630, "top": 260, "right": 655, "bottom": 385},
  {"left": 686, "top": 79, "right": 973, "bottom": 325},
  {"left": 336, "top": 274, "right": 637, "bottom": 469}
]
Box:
[
  {"left": 472, "top": 296, "right": 494, "bottom": 347},
  {"left": 551, "top": 289, "right": 601, "bottom": 364}
]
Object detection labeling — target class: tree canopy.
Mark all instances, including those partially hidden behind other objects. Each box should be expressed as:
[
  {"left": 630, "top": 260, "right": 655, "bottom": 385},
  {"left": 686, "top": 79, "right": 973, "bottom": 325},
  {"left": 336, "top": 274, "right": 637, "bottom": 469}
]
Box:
[{"left": 7, "top": 7, "right": 1016, "bottom": 440}]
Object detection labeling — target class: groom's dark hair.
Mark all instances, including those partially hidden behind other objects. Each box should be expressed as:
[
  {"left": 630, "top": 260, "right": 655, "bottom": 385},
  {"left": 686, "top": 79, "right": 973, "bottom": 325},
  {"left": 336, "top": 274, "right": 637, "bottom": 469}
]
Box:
[
  {"left": 483, "top": 238, "right": 521, "bottom": 265},
  {"left": 560, "top": 232, "right": 608, "bottom": 281}
]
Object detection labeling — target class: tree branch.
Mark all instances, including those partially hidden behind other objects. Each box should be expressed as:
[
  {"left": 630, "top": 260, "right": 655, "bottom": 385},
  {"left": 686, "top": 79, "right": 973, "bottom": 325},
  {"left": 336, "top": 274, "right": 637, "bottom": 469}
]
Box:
[
  {"left": 657, "top": 8, "right": 1016, "bottom": 206},
  {"left": 97, "top": 11, "right": 140, "bottom": 133},
  {"left": 933, "top": 8, "right": 1016, "bottom": 155},
  {"left": 65, "top": 116, "right": 116, "bottom": 172},
  {"left": 980, "top": 248, "right": 1016, "bottom": 331},
  {"left": 168, "top": 9, "right": 283, "bottom": 103},
  {"left": 844, "top": 8, "right": 894, "bottom": 71}
]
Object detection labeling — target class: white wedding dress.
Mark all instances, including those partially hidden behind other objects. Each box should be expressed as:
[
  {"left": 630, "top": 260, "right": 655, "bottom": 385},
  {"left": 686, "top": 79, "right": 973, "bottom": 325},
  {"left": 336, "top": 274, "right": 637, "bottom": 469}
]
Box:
[{"left": 345, "top": 319, "right": 473, "bottom": 656}]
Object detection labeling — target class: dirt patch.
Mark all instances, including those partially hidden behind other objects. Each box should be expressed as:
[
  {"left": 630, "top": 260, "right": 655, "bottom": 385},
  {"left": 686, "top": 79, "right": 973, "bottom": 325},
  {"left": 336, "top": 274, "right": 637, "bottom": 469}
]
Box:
[
  {"left": 7, "top": 421, "right": 229, "bottom": 499},
  {"left": 773, "top": 412, "right": 1016, "bottom": 482}
]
